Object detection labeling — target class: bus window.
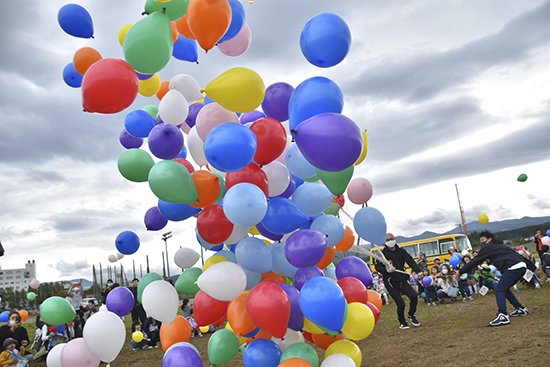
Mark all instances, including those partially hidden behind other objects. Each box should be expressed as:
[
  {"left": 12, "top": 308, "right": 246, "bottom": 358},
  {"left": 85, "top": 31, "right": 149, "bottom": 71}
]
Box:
[
  {"left": 403, "top": 244, "right": 419, "bottom": 258},
  {"left": 419, "top": 241, "right": 439, "bottom": 256},
  {"left": 456, "top": 236, "right": 472, "bottom": 251},
  {"left": 439, "top": 239, "right": 455, "bottom": 254}
]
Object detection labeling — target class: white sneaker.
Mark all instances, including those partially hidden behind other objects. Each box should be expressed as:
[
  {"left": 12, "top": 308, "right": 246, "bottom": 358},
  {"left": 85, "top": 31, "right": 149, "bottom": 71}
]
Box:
[{"left": 489, "top": 313, "right": 510, "bottom": 327}]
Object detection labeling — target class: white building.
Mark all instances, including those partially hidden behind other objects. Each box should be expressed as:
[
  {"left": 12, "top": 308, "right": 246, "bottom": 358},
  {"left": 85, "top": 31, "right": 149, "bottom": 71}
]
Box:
[{"left": 0, "top": 260, "right": 36, "bottom": 291}]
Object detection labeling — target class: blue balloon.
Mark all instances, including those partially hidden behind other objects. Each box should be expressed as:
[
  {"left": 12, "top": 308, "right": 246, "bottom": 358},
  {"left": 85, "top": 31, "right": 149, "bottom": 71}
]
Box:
[
  {"left": 115, "top": 231, "right": 140, "bottom": 255},
  {"left": 299, "top": 276, "right": 347, "bottom": 332},
  {"left": 204, "top": 96, "right": 215, "bottom": 105},
  {"left": 223, "top": 183, "right": 267, "bottom": 226},
  {"left": 261, "top": 198, "right": 309, "bottom": 235},
  {"left": 176, "top": 146, "right": 188, "bottom": 159},
  {"left": 204, "top": 123, "right": 257, "bottom": 172},
  {"left": 124, "top": 110, "right": 156, "bottom": 138},
  {"left": 269, "top": 242, "right": 298, "bottom": 278},
  {"left": 119, "top": 129, "right": 143, "bottom": 149},
  {"left": 292, "top": 183, "right": 333, "bottom": 217},
  {"left": 195, "top": 229, "right": 220, "bottom": 250},
  {"left": 216, "top": 250, "right": 237, "bottom": 263},
  {"left": 57, "top": 4, "right": 94, "bottom": 38},
  {"left": 158, "top": 200, "right": 200, "bottom": 221},
  {"left": 256, "top": 222, "right": 283, "bottom": 241},
  {"left": 242, "top": 267, "right": 262, "bottom": 290},
  {"left": 173, "top": 35, "right": 199, "bottom": 63},
  {"left": 289, "top": 77, "right": 343, "bottom": 131},
  {"left": 353, "top": 207, "right": 387, "bottom": 245},
  {"left": 229, "top": 244, "right": 237, "bottom": 253},
  {"left": 311, "top": 215, "right": 345, "bottom": 246},
  {"left": 294, "top": 266, "right": 324, "bottom": 291},
  {"left": 62, "top": 63, "right": 82, "bottom": 88},
  {"left": 449, "top": 254, "right": 461, "bottom": 268},
  {"left": 293, "top": 175, "right": 305, "bottom": 188},
  {"left": 55, "top": 325, "right": 65, "bottom": 335},
  {"left": 285, "top": 145, "right": 317, "bottom": 179},
  {"left": 0, "top": 311, "right": 9, "bottom": 322},
  {"left": 275, "top": 177, "right": 296, "bottom": 199},
  {"left": 219, "top": 0, "right": 246, "bottom": 43},
  {"left": 236, "top": 237, "right": 272, "bottom": 273},
  {"left": 243, "top": 339, "right": 282, "bottom": 367},
  {"left": 300, "top": 13, "right": 351, "bottom": 68}
]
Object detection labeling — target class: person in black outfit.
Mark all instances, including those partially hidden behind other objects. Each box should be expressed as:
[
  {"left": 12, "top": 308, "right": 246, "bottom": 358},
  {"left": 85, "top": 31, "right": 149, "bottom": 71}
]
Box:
[
  {"left": 375, "top": 233, "right": 422, "bottom": 329},
  {"left": 129, "top": 278, "right": 147, "bottom": 332},
  {"left": 456, "top": 231, "right": 536, "bottom": 327},
  {"left": 0, "top": 311, "right": 32, "bottom": 362}
]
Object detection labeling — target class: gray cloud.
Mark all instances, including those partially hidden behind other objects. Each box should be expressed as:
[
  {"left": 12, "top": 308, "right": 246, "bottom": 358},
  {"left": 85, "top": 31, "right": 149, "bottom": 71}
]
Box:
[
  {"left": 52, "top": 259, "right": 91, "bottom": 278},
  {"left": 405, "top": 209, "right": 458, "bottom": 228}
]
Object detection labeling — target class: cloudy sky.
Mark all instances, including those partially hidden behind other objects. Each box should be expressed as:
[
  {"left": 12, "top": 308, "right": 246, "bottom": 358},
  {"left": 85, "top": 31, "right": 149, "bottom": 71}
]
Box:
[{"left": 1, "top": 0, "right": 549, "bottom": 281}]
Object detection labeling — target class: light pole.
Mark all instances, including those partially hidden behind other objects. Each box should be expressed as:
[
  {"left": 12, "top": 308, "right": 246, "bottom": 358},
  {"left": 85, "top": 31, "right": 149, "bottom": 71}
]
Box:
[{"left": 162, "top": 231, "right": 173, "bottom": 278}]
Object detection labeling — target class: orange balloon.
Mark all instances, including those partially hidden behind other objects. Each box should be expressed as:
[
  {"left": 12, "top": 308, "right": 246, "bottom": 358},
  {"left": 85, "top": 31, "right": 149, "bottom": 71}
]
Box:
[
  {"left": 279, "top": 359, "right": 313, "bottom": 367},
  {"left": 335, "top": 226, "right": 355, "bottom": 252},
  {"left": 73, "top": 47, "right": 102, "bottom": 75},
  {"left": 246, "top": 329, "right": 272, "bottom": 344},
  {"left": 316, "top": 246, "right": 336, "bottom": 269},
  {"left": 170, "top": 21, "right": 179, "bottom": 43},
  {"left": 190, "top": 170, "right": 221, "bottom": 208},
  {"left": 228, "top": 294, "right": 257, "bottom": 336},
  {"left": 187, "top": 0, "right": 231, "bottom": 51},
  {"left": 156, "top": 81, "right": 170, "bottom": 100},
  {"left": 160, "top": 316, "right": 192, "bottom": 351},
  {"left": 261, "top": 272, "right": 286, "bottom": 283},
  {"left": 312, "top": 333, "right": 344, "bottom": 350},
  {"left": 176, "top": 13, "right": 196, "bottom": 40},
  {"left": 19, "top": 310, "right": 28, "bottom": 323},
  {"left": 367, "top": 290, "right": 383, "bottom": 311}
]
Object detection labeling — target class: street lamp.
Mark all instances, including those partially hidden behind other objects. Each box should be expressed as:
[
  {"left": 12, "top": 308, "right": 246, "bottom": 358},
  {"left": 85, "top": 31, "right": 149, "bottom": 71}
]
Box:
[{"left": 162, "top": 231, "right": 173, "bottom": 278}]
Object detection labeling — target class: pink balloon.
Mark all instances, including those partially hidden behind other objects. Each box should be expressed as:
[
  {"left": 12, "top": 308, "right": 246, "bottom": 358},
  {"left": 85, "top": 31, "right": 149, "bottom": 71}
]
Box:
[
  {"left": 542, "top": 236, "right": 550, "bottom": 246},
  {"left": 218, "top": 23, "right": 252, "bottom": 57},
  {"left": 61, "top": 338, "right": 100, "bottom": 367},
  {"left": 347, "top": 178, "right": 373, "bottom": 204},
  {"left": 30, "top": 279, "right": 40, "bottom": 289},
  {"left": 180, "top": 122, "right": 191, "bottom": 135},
  {"left": 195, "top": 102, "right": 239, "bottom": 141}
]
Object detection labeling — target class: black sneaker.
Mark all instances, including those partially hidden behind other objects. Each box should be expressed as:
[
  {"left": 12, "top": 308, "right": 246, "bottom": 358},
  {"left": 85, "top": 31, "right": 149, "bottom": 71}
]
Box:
[
  {"left": 509, "top": 307, "right": 528, "bottom": 317},
  {"left": 399, "top": 322, "right": 410, "bottom": 330},
  {"left": 408, "top": 315, "right": 421, "bottom": 326},
  {"left": 489, "top": 313, "right": 510, "bottom": 327}
]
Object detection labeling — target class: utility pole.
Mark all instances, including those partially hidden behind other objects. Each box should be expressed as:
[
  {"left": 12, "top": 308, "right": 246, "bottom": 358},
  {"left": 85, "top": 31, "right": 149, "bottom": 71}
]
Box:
[
  {"left": 146, "top": 255, "right": 150, "bottom": 273},
  {"left": 455, "top": 183, "right": 468, "bottom": 235},
  {"left": 132, "top": 259, "right": 136, "bottom": 280},
  {"left": 162, "top": 251, "right": 166, "bottom": 278},
  {"left": 162, "top": 231, "right": 173, "bottom": 278},
  {"left": 140, "top": 264, "right": 143, "bottom": 278},
  {"left": 99, "top": 262, "right": 103, "bottom": 289}
]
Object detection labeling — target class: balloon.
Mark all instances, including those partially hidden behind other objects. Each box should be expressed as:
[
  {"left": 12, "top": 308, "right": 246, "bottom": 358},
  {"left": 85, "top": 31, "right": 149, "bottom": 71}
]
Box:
[
  {"left": 142, "top": 281, "right": 179, "bottom": 323},
  {"left": 295, "top": 113, "right": 361, "bottom": 172},
  {"left": 272, "top": 329, "right": 305, "bottom": 352},
  {"left": 193, "top": 290, "right": 229, "bottom": 326},
  {"left": 158, "top": 200, "right": 200, "bottom": 221},
  {"left": 517, "top": 173, "right": 528, "bottom": 182},
  {"left": 262, "top": 82, "right": 294, "bottom": 122},
  {"left": 118, "top": 23, "right": 132, "bottom": 46},
  {"left": 449, "top": 254, "right": 461, "bottom": 268},
  {"left": 236, "top": 237, "right": 272, "bottom": 273},
  {"left": 247, "top": 281, "right": 291, "bottom": 339},
  {"left": 292, "top": 183, "right": 333, "bottom": 217},
  {"left": 341, "top": 302, "right": 374, "bottom": 341},
  {"left": 144, "top": 206, "right": 168, "bottom": 231},
  {"left": 325, "top": 340, "right": 361, "bottom": 367},
  {"left": 300, "top": 277, "right": 346, "bottom": 332},
  {"left": 294, "top": 266, "right": 324, "bottom": 291},
  {"left": 83, "top": 311, "right": 125, "bottom": 363},
  {"left": 279, "top": 284, "right": 304, "bottom": 332},
  {"left": 187, "top": 0, "right": 231, "bottom": 51},
  {"left": 336, "top": 256, "right": 373, "bottom": 287},
  {"left": 219, "top": 23, "right": 252, "bottom": 57},
  {"left": 311, "top": 215, "right": 345, "bottom": 247},
  {"left": 355, "top": 130, "right": 369, "bottom": 165},
  {"left": 138, "top": 73, "right": 161, "bottom": 97},
  {"left": 353, "top": 207, "right": 387, "bottom": 245},
  {"left": 160, "top": 316, "right": 192, "bottom": 351},
  {"left": 478, "top": 214, "right": 489, "bottom": 225},
  {"left": 175, "top": 268, "right": 202, "bottom": 296},
  {"left": 18, "top": 310, "right": 28, "bottom": 322},
  {"left": 203, "top": 255, "right": 227, "bottom": 271},
  {"left": 46, "top": 343, "right": 66, "bottom": 367},
  {"left": 321, "top": 354, "right": 356, "bottom": 367},
  {"left": 276, "top": 178, "right": 296, "bottom": 199},
  {"left": 81, "top": 58, "right": 138, "bottom": 114},
  {"left": 173, "top": 35, "right": 199, "bottom": 63},
  {"left": 337, "top": 277, "right": 368, "bottom": 304},
  {"left": 125, "top": 110, "right": 156, "bottom": 138},
  {"left": 73, "top": 47, "right": 102, "bottom": 75},
  {"left": 263, "top": 161, "right": 290, "bottom": 197},
  {"left": 285, "top": 230, "right": 327, "bottom": 268},
  {"left": 261, "top": 198, "right": 309, "bottom": 235},
  {"left": 317, "top": 166, "right": 354, "bottom": 197},
  {"left": 163, "top": 344, "right": 203, "bottom": 367},
  {"left": 132, "top": 331, "right": 144, "bottom": 343},
  {"left": 188, "top": 126, "right": 208, "bottom": 166},
  {"left": 300, "top": 13, "right": 351, "bottom": 68},
  {"left": 208, "top": 329, "right": 240, "bottom": 365},
  {"left": 57, "top": 4, "right": 94, "bottom": 38},
  {"left": 197, "top": 262, "right": 247, "bottom": 301},
  {"left": 115, "top": 230, "right": 140, "bottom": 255},
  {"left": 281, "top": 343, "right": 319, "bottom": 367},
  {"left": 223, "top": 183, "right": 267, "bottom": 226},
  {"left": 204, "top": 123, "right": 257, "bottom": 172},
  {"left": 347, "top": 178, "right": 373, "bottom": 205},
  {"left": 116, "top": 252, "right": 124, "bottom": 260},
  {"left": 279, "top": 359, "right": 313, "bottom": 367},
  {"left": 542, "top": 236, "right": 550, "bottom": 246},
  {"left": 241, "top": 110, "right": 265, "bottom": 124},
  {"left": 157, "top": 80, "right": 170, "bottom": 100},
  {"left": 219, "top": 0, "right": 246, "bottom": 43},
  {"left": 197, "top": 204, "right": 233, "bottom": 244},
  {"left": 190, "top": 170, "right": 221, "bottom": 208},
  {"left": 335, "top": 226, "right": 354, "bottom": 252},
  {"left": 117, "top": 149, "right": 154, "bottom": 183},
  {"left": 137, "top": 272, "right": 163, "bottom": 303},
  {"left": 108, "top": 254, "right": 118, "bottom": 263},
  {"left": 367, "top": 290, "right": 383, "bottom": 311},
  {"left": 205, "top": 67, "right": 266, "bottom": 113},
  {"left": 119, "top": 129, "right": 143, "bottom": 149},
  {"left": 185, "top": 103, "right": 204, "bottom": 129},
  {"left": 196, "top": 102, "right": 239, "bottom": 140},
  {"left": 27, "top": 292, "right": 37, "bottom": 301},
  {"left": 226, "top": 163, "right": 269, "bottom": 197},
  {"left": 316, "top": 247, "right": 336, "bottom": 270},
  {"left": 123, "top": 11, "right": 173, "bottom": 74},
  {"left": 106, "top": 287, "right": 134, "bottom": 317},
  {"left": 144, "top": 0, "right": 189, "bottom": 20},
  {"left": 366, "top": 301, "right": 381, "bottom": 323},
  {"left": 226, "top": 225, "right": 250, "bottom": 244},
  {"left": 228, "top": 294, "right": 257, "bottom": 336},
  {"left": 149, "top": 160, "right": 198, "bottom": 204},
  {"left": 270, "top": 243, "right": 299, "bottom": 278},
  {"left": 169, "top": 74, "right": 203, "bottom": 103},
  {"left": 61, "top": 338, "right": 100, "bottom": 367},
  {"left": 286, "top": 144, "right": 317, "bottom": 180},
  {"left": 0, "top": 311, "right": 8, "bottom": 322},
  {"left": 158, "top": 90, "right": 189, "bottom": 127},
  {"left": 243, "top": 339, "right": 282, "bottom": 367},
  {"left": 174, "top": 248, "right": 200, "bottom": 269},
  {"left": 62, "top": 63, "right": 83, "bottom": 88},
  {"left": 249, "top": 118, "right": 287, "bottom": 166},
  {"left": 311, "top": 334, "right": 344, "bottom": 350}
]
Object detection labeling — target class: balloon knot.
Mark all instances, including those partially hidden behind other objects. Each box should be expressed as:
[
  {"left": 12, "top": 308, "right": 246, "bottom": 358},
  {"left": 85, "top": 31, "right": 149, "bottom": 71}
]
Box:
[
  {"left": 141, "top": 11, "right": 147, "bottom": 16},
  {"left": 196, "top": 61, "right": 199, "bottom": 65},
  {"left": 91, "top": 35, "right": 95, "bottom": 39},
  {"left": 162, "top": 7, "right": 167, "bottom": 13}
]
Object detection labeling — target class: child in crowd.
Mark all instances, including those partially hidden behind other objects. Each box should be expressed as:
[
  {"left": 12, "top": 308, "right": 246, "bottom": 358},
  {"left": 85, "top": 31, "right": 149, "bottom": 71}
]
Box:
[
  {"left": 143, "top": 318, "right": 160, "bottom": 348},
  {"left": 187, "top": 311, "right": 203, "bottom": 338},
  {"left": 479, "top": 264, "right": 498, "bottom": 291},
  {"left": 0, "top": 338, "right": 27, "bottom": 367},
  {"left": 418, "top": 269, "right": 437, "bottom": 306},
  {"left": 437, "top": 265, "right": 458, "bottom": 303},
  {"left": 457, "top": 261, "right": 474, "bottom": 302},
  {"left": 131, "top": 324, "right": 150, "bottom": 352}
]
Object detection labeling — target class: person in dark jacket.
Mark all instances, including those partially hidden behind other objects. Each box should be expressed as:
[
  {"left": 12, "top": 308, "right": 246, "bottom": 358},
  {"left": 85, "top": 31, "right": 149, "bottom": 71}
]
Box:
[
  {"left": 129, "top": 278, "right": 146, "bottom": 332},
  {"left": 375, "top": 233, "right": 423, "bottom": 329},
  {"left": 0, "top": 311, "right": 32, "bottom": 362},
  {"left": 457, "top": 231, "right": 535, "bottom": 327}
]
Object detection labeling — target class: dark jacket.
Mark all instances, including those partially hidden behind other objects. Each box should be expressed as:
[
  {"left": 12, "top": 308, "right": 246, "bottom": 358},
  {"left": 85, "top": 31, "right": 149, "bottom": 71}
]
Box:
[
  {"left": 0, "top": 325, "right": 29, "bottom": 349},
  {"left": 375, "top": 245, "right": 422, "bottom": 281},
  {"left": 460, "top": 242, "right": 536, "bottom": 274}
]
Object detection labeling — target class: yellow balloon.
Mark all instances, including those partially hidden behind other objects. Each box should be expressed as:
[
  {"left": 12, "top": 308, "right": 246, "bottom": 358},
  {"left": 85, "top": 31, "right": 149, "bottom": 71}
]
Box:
[
  {"left": 139, "top": 73, "right": 161, "bottom": 97},
  {"left": 225, "top": 322, "right": 248, "bottom": 344},
  {"left": 478, "top": 214, "right": 489, "bottom": 225},
  {"left": 204, "top": 67, "right": 265, "bottom": 113},
  {"left": 118, "top": 23, "right": 133, "bottom": 47},
  {"left": 199, "top": 325, "right": 210, "bottom": 333},
  {"left": 203, "top": 255, "right": 228, "bottom": 271},
  {"left": 155, "top": 0, "right": 172, "bottom": 3},
  {"left": 132, "top": 331, "right": 144, "bottom": 343},
  {"left": 249, "top": 226, "right": 260, "bottom": 236},
  {"left": 354, "top": 130, "right": 368, "bottom": 166},
  {"left": 325, "top": 340, "right": 362, "bottom": 367},
  {"left": 342, "top": 302, "right": 375, "bottom": 341},
  {"left": 303, "top": 317, "right": 324, "bottom": 335}
]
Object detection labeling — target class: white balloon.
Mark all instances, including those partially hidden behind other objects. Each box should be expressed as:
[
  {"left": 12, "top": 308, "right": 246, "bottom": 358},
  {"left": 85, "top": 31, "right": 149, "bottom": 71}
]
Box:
[
  {"left": 169, "top": 74, "right": 203, "bottom": 103},
  {"left": 46, "top": 343, "right": 66, "bottom": 367},
  {"left": 116, "top": 252, "right": 124, "bottom": 260},
  {"left": 99, "top": 305, "right": 108, "bottom": 312},
  {"left": 272, "top": 329, "right": 304, "bottom": 352},
  {"left": 262, "top": 161, "right": 290, "bottom": 197},
  {"left": 208, "top": 165, "right": 227, "bottom": 178},
  {"left": 108, "top": 254, "right": 117, "bottom": 263},
  {"left": 83, "top": 311, "right": 125, "bottom": 363},
  {"left": 142, "top": 281, "right": 179, "bottom": 323},
  {"left": 275, "top": 136, "right": 292, "bottom": 164},
  {"left": 196, "top": 262, "right": 246, "bottom": 301},
  {"left": 174, "top": 247, "right": 201, "bottom": 269},
  {"left": 188, "top": 126, "right": 208, "bottom": 166},
  {"left": 321, "top": 354, "right": 356, "bottom": 367},
  {"left": 225, "top": 225, "right": 250, "bottom": 245},
  {"left": 159, "top": 89, "right": 189, "bottom": 125}
]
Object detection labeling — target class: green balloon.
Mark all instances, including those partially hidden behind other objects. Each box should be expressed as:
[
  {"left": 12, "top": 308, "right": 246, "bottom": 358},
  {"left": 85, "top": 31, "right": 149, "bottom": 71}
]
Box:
[
  {"left": 26, "top": 292, "right": 37, "bottom": 301},
  {"left": 175, "top": 267, "right": 202, "bottom": 296},
  {"left": 304, "top": 174, "right": 320, "bottom": 183},
  {"left": 517, "top": 173, "right": 528, "bottom": 182},
  {"left": 281, "top": 343, "right": 319, "bottom": 367},
  {"left": 123, "top": 11, "right": 173, "bottom": 74},
  {"left": 142, "top": 105, "right": 159, "bottom": 119},
  {"left": 324, "top": 202, "right": 341, "bottom": 216},
  {"left": 118, "top": 149, "right": 155, "bottom": 183},
  {"left": 208, "top": 329, "right": 240, "bottom": 366},
  {"left": 215, "top": 173, "right": 226, "bottom": 204},
  {"left": 239, "top": 343, "right": 247, "bottom": 357},
  {"left": 137, "top": 272, "right": 163, "bottom": 303},
  {"left": 39, "top": 297, "right": 76, "bottom": 326},
  {"left": 144, "top": 0, "right": 189, "bottom": 20},
  {"left": 148, "top": 160, "right": 198, "bottom": 204},
  {"left": 317, "top": 165, "right": 354, "bottom": 196}
]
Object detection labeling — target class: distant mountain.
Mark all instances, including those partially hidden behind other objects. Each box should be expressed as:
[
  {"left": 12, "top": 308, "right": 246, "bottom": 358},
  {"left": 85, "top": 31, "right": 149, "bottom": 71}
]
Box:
[{"left": 65, "top": 278, "right": 94, "bottom": 290}]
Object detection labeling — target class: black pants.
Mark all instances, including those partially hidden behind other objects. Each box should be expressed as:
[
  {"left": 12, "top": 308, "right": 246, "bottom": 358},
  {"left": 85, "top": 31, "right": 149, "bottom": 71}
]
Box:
[
  {"left": 495, "top": 267, "right": 525, "bottom": 314},
  {"left": 384, "top": 278, "right": 418, "bottom": 324},
  {"left": 131, "top": 304, "right": 147, "bottom": 331}
]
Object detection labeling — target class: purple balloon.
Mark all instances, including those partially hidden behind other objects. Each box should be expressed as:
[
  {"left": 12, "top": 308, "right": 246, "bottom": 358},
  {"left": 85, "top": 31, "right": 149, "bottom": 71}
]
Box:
[
  {"left": 240, "top": 110, "right": 266, "bottom": 124},
  {"left": 275, "top": 177, "right": 296, "bottom": 198},
  {"left": 163, "top": 345, "right": 203, "bottom": 367},
  {"left": 119, "top": 129, "right": 143, "bottom": 149},
  {"left": 148, "top": 124, "right": 184, "bottom": 160},
  {"left": 285, "top": 230, "right": 327, "bottom": 268},
  {"left": 335, "top": 256, "right": 373, "bottom": 287},
  {"left": 144, "top": 206, "right": 168, "bottom": 231},
  {"left": 422, "top": 276, "right": 433, "bottom": 287},
  {"left": 256, "top": 222, "right": 284, "bottom": 241},
  {"left": 262, "top": 82, "right": 294, "bottom": 122},
  {"left": 294, "top": 266, "right": 323, "bottom": 291},
  {"left": 155, "top": 116, "right": 165, "bottom": 125},
  {"left": 412, "top": 274, "right": 419, "bottom": 283},
  {"left": 106, "top": 287, "right": 135, "bottom": 317},
  {"left": 137, "top": 72, "right": 153, "bottom": 80},
  {"left": 186, "top": 103, "right": 204, "bottom": 128},
  {"left": 294, "top": 113, "right": 361, "bottom": 172},
  {"left": 280, "top": 284, "right": 304, "bottom": 331}
]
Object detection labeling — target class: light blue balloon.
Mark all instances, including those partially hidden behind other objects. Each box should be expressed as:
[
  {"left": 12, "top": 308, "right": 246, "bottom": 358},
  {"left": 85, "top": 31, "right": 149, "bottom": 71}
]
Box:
[
  {"left": 216, "top": 250, "right": 237, "bottom": 263},
  {"left": 353, "top": 207, "right": 387, "bottom": 245},
  {"left": 204, "top": 123, "right": 257, "bottom": 172},
  {"left": 219, "top": 0, "right": 246, "bottom": 43},
  {"left": 285, "top": 145, "right": 316, "bottom": 179},
  {"left": 195, "top": 229, "right": 218, "bottom": 250},
  {"left": 270, "top": 242, "right": 298, "bottom": 278},
  {"left": 299, "top": 276, "right": 346, "bottom": 332},
  {"left": 311, "top": 215, "right": 345, "bottom": 246},
  {"left": 261, "top": 198, "right": 309, "bottom": 235},
  {"left": 223, "top": 183, "right": 268, "bottom": 226},
  {"left": 291, "top": 182, "right": 333, "bottom": 217},
  {"left": 324, "top": 264, "right": 336, "bottom": 280},
  {"left": 236, "top": 237, "right": 272, "bottom": 273},
  {"left": 173, "top": 35, "right": 198, "bottom": 63},
  {"left": 242, "top": 267, "right": 262, "bottom": 290}
]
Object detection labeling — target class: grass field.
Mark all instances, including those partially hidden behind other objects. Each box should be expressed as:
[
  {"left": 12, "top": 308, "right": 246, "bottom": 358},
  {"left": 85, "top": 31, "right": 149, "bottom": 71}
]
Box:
[{"left": 29, "top": 283, "right": 550, "bottom": 367}]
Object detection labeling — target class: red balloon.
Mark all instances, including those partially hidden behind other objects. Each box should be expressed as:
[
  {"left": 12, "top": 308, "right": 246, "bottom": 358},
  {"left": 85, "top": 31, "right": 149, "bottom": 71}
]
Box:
[
  {"left": 311, "top": 333, "right": 344, "bottom": 350},
  {"left": 193, "top": 290, "right": 229, "bottom": 326},
  {"left": 250, "top": 118, "right": 287, "bottom": 166},
  {"left": 246, "top": 282, "right": 290, "bottom": 339},
  {"left": 81, "top": 58, "right": 138, "bottom": 114},
  {"left": 174, "top": 158, "right": 195, "bottom": 173},
  {"left": 303, "top": 331, "right": 314, "bottom": 343},
  {"left": 337, "top": 277, "right": 368, "bottom": 304},
  {"left": 197, "top": 205, "right": 233, "bottom": 244},
  {"left": 366, "top": 301, "right": 381, "bottom": 323},
  {"left": 225, "top": 163, "right": 269, "bottom": 197},
  {"left": 334, "top": 195, "right": 345, "bottom": 207}
]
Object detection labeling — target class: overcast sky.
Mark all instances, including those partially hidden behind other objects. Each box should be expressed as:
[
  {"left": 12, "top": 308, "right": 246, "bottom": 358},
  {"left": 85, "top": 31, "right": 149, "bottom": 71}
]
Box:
[{"left": 1, "top": 0, "right": 549, "bottom": 281}]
